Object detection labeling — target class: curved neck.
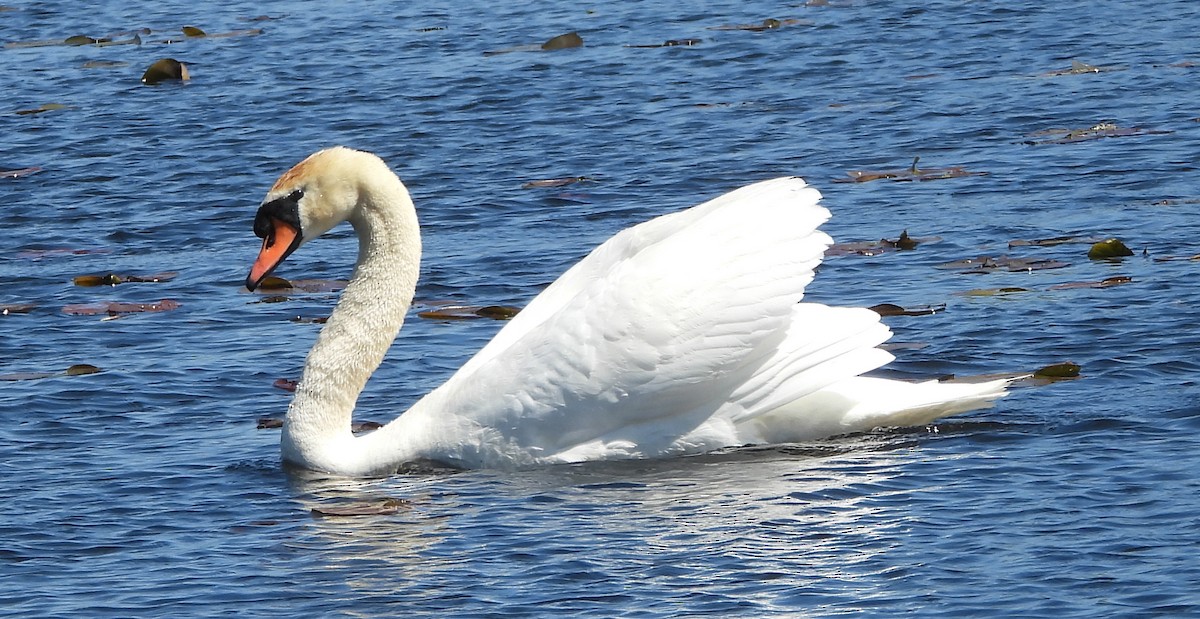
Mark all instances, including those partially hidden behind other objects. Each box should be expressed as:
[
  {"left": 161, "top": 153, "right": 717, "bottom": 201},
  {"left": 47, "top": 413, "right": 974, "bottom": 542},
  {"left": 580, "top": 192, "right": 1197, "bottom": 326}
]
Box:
[{"left": 281, "top": 179, "right": 421, "bottom": 474}]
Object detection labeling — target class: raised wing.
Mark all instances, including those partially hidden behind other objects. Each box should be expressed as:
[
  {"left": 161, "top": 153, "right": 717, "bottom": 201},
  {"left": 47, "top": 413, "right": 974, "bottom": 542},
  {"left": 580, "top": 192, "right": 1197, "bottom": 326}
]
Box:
[{"left": 402, "top": 178, "right": 888, "bottom": 465}]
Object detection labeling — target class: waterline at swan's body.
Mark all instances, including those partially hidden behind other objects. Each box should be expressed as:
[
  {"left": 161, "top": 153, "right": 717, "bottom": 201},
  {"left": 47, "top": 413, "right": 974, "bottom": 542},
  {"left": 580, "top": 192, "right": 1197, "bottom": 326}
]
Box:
[{"left": 246, "top": 147, "right": 1011, "bottom": 476}]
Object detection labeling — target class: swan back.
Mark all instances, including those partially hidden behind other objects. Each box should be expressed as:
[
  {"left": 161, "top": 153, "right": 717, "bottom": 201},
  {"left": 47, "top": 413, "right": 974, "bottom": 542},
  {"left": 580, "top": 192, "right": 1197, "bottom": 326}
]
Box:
[{"left": 375, "top": 178, "right": 895, "bottom": 467}]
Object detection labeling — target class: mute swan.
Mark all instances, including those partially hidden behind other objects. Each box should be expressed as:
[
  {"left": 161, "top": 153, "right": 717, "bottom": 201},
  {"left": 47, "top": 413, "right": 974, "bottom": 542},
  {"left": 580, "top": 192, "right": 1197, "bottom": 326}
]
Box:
[{"left": 247, "top": 147, "right": 1011, "bottom": 476}]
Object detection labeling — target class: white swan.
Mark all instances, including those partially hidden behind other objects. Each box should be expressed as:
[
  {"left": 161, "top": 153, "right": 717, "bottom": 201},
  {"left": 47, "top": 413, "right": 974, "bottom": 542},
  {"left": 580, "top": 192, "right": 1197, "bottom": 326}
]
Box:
[{"left": 246, "top": 147, "right": 1011, "bottom": 476}]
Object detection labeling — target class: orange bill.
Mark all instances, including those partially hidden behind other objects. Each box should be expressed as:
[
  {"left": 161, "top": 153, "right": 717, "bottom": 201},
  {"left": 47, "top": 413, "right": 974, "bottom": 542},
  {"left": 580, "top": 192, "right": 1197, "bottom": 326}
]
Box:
[{"left": 246, "top": 218, "right": 301, "bottom": 291}]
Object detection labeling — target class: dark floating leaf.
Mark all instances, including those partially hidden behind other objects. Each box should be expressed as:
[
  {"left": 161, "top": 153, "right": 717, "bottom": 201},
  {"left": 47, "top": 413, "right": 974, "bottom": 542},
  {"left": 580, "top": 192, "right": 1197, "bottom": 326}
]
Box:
[
  {"left": 2, "top": 166, "right": 42, "bottom": 179},
  {"left": 834, "top": 157, "right": 987, "bottom": 183},
  {"left": 65, "top": 364, "right": 101, "bottom": 376},
  {"left": 0, "top": 371, "right": 57, "bottom": 382},
  {"left": 627, "top": 38, "right": 702, "bottom": 48},
  {"left": 541, "top": 31, "right": 583, "bottom": 51},
  {"left": 938, "top": 255, "right": 1070, "bottom": 273},
  {"left": 522, "top": 176, "right": 594, "bottom": 189},
  {"left": 256, "top": 275, "right": 293, "bottom": 290},
  {"left": 418, "top": 304, "right": 522, "bottom": 320},
  {"left": 709, "top": 18, "right": 811, "bottom": 31},
  {"left": 256, "top": 417, "right": 284, "bottom": 429},
  {"left": 15, "top": 103, "right": 70, "bottom": 116},
  {"left": 1152, "top": 254, "right": 1200, "bottom": 263},
  {"left": 475, "top": 305, "right": 521, "bottom": 320},
  {"left": 1048, "top": 276, "right": 1133, "bottom": 291},
  {"left": 1033, "top": 361, "right": 1082, "bottom": 380},
  {"left": 1008, "top": 235, "right": 1103, "bottom": 248},
  {"left": 181, "top": 25, "right": 207, "bottom": 37},
  {"left": 868, "top": 303, "right": 945, "bottom": 317},
  {"left": 882, "top": 230, "right": 920, "bottom": 250},
  {"left": 826, "top": 234, "right": 941, "bottom": 257},
  {"left": 1087, "top": 238, "right": 1134, "bottom": 259},
  {"left": 273, "top": 378, "right": 298, "bottom": 392},
  {"left": 141, "top": 58, "right": 190, "bottom": 85},
  {"left": 290, "top": 315, "right": 329, "bottom": 324},
  {"left": 351, "top": 421, "right": 384, "bottom": 434},
  {"left": 0, "top": 364, "right": 101, "bottom": 382},
  {"left": 958, "top": 287, "right": 1031, "bottom": 297},
  {"left": 1040, "top": 60, "right": 1121, "bottom": 77},
  {"left": 1025, "top": 123, "right": 1171, "bottom": 145},
  {"left": 73, "top": 271, "right": 177, "bottom": 286},
  {"left": 2, "top": 303, "right": 37, "bottom": 315},
  {"left": 311, "top": 498, "right": 409, "bottom": 518},
  {"left": 251, "top": 276, "right": 346, "bottom": 293},
  {"left": 62, "top": 298, "right": 182, "bottom": 316},
  {"left": 64, "top": 34, "right": 99, "bottom": 46}
]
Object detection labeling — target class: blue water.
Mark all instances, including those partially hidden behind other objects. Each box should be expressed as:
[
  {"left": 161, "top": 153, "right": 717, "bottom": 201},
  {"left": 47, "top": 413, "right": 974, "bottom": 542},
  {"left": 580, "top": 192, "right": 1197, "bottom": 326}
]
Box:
[{"left": 3, "top": 0, "right": 1199, "bottom": 616}]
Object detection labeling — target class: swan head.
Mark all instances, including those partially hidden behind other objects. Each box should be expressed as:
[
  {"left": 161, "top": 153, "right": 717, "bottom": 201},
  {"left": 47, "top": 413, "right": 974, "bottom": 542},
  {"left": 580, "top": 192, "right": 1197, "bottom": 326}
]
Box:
[{"left": 246, "top": 147, "right": 387, "bottom": 291}]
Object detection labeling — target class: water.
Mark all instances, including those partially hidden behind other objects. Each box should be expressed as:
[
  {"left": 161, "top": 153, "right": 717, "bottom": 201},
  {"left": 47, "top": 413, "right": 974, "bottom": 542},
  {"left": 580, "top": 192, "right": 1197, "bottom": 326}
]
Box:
[{"left": 2, "top": 0, "right": 1199, "bottom": 616}]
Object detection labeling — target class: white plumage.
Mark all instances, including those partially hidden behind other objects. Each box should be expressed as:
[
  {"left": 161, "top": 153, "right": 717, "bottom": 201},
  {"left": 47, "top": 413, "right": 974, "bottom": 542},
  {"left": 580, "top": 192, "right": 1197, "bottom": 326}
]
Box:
[{"left": 246, "top": 147, "right": 1010, "bottom": 476}]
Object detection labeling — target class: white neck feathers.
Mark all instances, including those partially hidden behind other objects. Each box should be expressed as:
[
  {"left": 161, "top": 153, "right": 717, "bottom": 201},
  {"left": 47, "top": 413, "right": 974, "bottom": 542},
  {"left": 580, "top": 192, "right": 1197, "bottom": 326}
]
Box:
[{"left": 280, "top": 167, "right": 422, "bottom": 474}]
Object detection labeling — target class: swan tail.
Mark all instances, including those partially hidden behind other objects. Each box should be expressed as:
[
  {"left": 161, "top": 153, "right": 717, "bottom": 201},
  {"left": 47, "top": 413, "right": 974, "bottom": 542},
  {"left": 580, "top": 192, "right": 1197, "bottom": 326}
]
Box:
[{"left": 739, "top": 375, "right": 1013, "bottom": 444}]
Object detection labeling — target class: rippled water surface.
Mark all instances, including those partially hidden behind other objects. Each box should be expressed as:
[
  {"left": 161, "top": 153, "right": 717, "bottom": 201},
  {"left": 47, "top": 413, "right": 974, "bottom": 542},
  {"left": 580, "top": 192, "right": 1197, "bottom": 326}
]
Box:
[{"left": 3, "top": 0, "right": 1199, "bottom": 616}]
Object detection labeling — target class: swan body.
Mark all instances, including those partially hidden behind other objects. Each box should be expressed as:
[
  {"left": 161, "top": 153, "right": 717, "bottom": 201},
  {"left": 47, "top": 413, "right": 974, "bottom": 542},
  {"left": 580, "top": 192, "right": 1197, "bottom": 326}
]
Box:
[{"left": 247, "top": 147, "right": 1011, "bottom": 476}]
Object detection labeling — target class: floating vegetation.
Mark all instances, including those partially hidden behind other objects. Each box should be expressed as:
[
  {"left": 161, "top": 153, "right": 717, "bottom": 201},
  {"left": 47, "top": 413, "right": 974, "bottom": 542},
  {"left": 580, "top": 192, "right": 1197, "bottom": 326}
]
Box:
[
  {"left": 311, "top": 498, "right": 409, "bottom": 518},
  {"left": 541, "top": 31, "right": 583, "bottom": 51},
  {"left": 486, "top": 31, "right": 583, "bottom": 55},
  {"left": 73, "top": 272, "right": 177, "bottom": 286},
  {"left": 1087, "top": 238, "right": 1134, "bottom": 259},
  {"left": 1048, "top": 276, "right": 1133, "bottom": 290},
  {"left": 249, "top": 276, "right": 347, "bottom": 293},
  {"left": 1040, "top": 60, "right": 1121, "bottom": 77},
  {"left": 938, "top": 255, "right": 1070, "bottom": 273},
  {"left": 5, "top": 31, "right": 142, "bottom": 49},
  {"left": 141, "top": 58, "right": 190, "bottom": 85},
  {"left": 626, "top": 38, "right": 702, "bottom": 48},
  {"left": 958, "top": 287, "right": 1032, "bottom": 297},
  {"left": 1152, "top": 253, "right": 1200, "bottom": 263},
  {"left": 868, "top": 303, "right": 945, "bottom": 317},
  {"left": 708, "top": 18, "right": 811, "bottom": 31},
  {"left": 2, "top": 166, "right": 41, "bottom": 179},
  {"left": 1024, "top": 123, "right": 1171, "bottom": 145},
  {"left": 1032, "top": 361, "right": 1082, "bottom": 380},
  {"left": 62, "top": 299, "right": 182, "bottom": 316},
  {"left": 522, "top": 176, "right": 595, "bottom": 189},
  {"left": 149, "top": 27, "right": 262, "bottom": 44},
  {"left": 272, "top": 378, "right": 298, "bottom": 392},
  {"left": 289, "top": 315, "right": 329, "bottom": 324},
  {"left": 257, "top": 417, "right": 284, "bottom": 429},
  {"left": 834, "top": 157, "right": 987, "bottom": 183},
  {"left": 826, "top": 232, "right": 941, "bottom": 257},
  {"left": 2, "top": 303, "right": 37, "bottom": 315},
  {"left": 417, "top": 304, "right": 521, "bottom": 320},
  {"left": 1008, "top": 235, "right": 1103, "bottom": 248},
  {"left": 961, "top": 277, "right": 1132, "bottom": 296},
  {"left": 0, "top": 364, "right": 101, "bottom": 382},
  {"left": 15, "top": 103, "right": 70, "bottom": 116}
]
